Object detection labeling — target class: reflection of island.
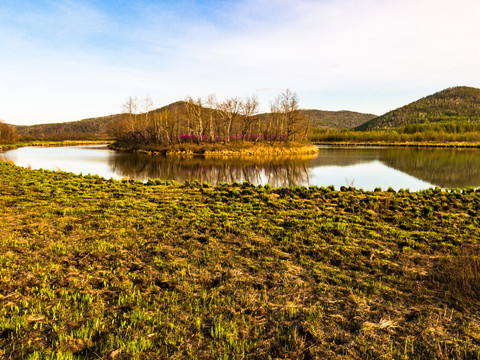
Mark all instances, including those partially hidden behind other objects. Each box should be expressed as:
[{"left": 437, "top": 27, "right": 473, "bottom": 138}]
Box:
[
  {"left": 108, "top": 152, "right": 316, "bottom": 187},
  {"left": 108, "top": 146, "right": 480, "bottom": 189},
  {"left": 380, "top": 147, "right": 480, "bottom": 188}
]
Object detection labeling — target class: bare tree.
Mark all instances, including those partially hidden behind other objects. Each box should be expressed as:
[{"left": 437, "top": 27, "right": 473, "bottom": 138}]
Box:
[
  {"left": 122, "top": 96, "right": 139, "bottom": 133},
  {"left": 239, "top": 95, "right": 259, "bottom": 142},
  {"left": 269, "top": 96, "right": 283, "bottom": 143},
  {"left": 218, "top": 97, "right": 243, "bottom": 143},
  {"left": 280, "top": 90, "right": 310, "bottom": 141},
  {"left": 280, "top": 89, "right": 299, "bottom": 141},
  {"left": 121, "top": 96, "right": 146, "bottom": 143},
  {"left": 205, "top": 94, "right": 217, "bottom": 141},
  {"left": 143, "top": 94, "right": 154, "bottom": 126},
  {"left": 185, "top": 96, "right": 205, "bottom": 143},
  {"left": 111, "top": 89, "right": 308, "bottom": 146},
  {"left": 269, "top": 89, "right": 309, "bottom": 142},
  {"left": 150, "top": 109, "right": 174, "bottom": 144}
]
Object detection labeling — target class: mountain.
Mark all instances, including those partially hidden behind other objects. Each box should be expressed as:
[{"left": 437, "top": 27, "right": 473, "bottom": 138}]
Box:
[
  {"left": 303, "top": 110, "right": 376, "bottom": 129},
  {"left": 15, "top": 101, "right": 375, "bottom": 140},
  {"left": 357, "top": 86, "right": 480, "bottom": 131},
  {"left": 16, "top": 114, "right": 121, "bottom": 140}
]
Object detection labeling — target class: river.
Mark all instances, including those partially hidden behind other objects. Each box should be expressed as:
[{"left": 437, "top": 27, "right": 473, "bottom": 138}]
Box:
[{"left": 3, "top": 144, "right": 480, "bottom": 190}]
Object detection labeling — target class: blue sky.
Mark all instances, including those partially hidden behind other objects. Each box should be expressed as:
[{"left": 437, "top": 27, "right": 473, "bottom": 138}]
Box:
[{"left": 1, "top": 0, "right": 479, "bottom": 125}]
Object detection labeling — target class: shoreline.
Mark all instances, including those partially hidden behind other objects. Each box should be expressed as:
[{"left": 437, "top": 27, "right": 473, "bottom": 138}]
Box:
[
  {"left": 0, "top": 140, "right": 110, "bottom": 152},
  {"left": 3, "top": 139, "right": 480, "bottom": 153},
  {"left": 312, "top": 140, "right": 480, "bottom": 148},
  {"left": 109, "top": 142, "right": 320, "bottom": 157}
]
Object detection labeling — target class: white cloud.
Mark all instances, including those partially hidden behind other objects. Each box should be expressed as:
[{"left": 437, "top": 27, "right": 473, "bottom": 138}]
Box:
[{"left": 0, "top": 0, "right": 479, "bottom": 124}]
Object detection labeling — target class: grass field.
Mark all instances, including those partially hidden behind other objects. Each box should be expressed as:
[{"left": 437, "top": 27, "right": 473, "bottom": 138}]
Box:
[{"left": 1, "top": 161, "right": 480, "bottom": 359}]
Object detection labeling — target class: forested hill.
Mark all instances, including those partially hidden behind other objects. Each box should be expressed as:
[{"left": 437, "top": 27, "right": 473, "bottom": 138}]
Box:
[
  {"left": 15, "top": 102, "right": 186, "bottom": 140},
  {"left": 15, "top": 101, "right": 375, "bottom": 140},
  {"left": 303, "top": 109, "right": 376, "bottom": 129},
  {"left": 357, "top": 86, "right": 480, "bottom": 131},
  {"left": 16, "top": 114, "right": 121, "bottom": 140}
]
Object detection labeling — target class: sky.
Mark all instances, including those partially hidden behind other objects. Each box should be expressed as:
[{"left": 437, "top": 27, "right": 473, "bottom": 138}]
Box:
[{"left": 0, "top": 0, "right": 479, "bottom": 125}]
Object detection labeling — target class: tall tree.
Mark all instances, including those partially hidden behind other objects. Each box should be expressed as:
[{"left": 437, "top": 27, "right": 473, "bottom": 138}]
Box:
[
  {"left": 185, "top": 96, "right": 206, "bottom": 143},
  {"left": 280, "top": 89, "right": 300, "bottom": 141},
  {"left": 272, "top": 89, "right": 309, "bottom": 142},
  {"left": 239, "top": 95, "right": 259, "bottom": 142},
  {"left": 206, "top": 94, "right": 217, "bottom": 142},
  {"left": 219, "top": 97, "right": 243, "bottom": 143}
]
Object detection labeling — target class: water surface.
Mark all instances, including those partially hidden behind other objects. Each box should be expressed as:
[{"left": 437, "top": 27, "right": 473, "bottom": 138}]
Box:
[{"left": 3, "top": 144, "right": 480, "bottom": 190}]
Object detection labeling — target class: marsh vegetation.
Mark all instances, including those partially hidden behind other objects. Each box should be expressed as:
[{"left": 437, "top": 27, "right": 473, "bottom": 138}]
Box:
[{"left": 1, "top": 161, "right": 480, "bottom": 359}]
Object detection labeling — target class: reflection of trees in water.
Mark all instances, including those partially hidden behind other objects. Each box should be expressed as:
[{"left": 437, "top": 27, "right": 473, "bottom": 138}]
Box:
[
  {"left": 310, "top": 146, "right": 384, "bottom": 167},
  {"left": 380, "top": 147, "right": 480, "bottom": 188},
  {"left": 109, "top": 147, "right": 480, "bottom": 188},
  {"left": 307, "top": 146, "right": 480, "bottom": 188},
  {"left": 109, "top": 152, "right": 315, "bottom": 187}
]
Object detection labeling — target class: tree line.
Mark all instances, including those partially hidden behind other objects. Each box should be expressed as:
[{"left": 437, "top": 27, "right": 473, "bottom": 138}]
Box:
[
  {"left": 310, "top": 123, "right": 480, "bottom": 143},
  {"left": 112, "top": 90, "right": 311, "bottom": 146}
]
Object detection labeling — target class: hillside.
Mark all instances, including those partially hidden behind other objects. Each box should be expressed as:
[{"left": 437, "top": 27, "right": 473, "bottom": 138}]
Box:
[
  {"left": 16, "top": 114, "right": 121, "bottom": 140},
  {"left": 303, "top": 109, "right": 376, "bottom": 129},
  {"left": 15, "top": 102, "right": 188, "bottom": 140},
  {"left": 357, "top": 86, "right": 480, "bottom": 131}
]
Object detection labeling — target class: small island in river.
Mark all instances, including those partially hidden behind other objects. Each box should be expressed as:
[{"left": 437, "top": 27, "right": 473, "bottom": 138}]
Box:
[{"left": 108, "top": 90, "right": 319, "bottom": 157}]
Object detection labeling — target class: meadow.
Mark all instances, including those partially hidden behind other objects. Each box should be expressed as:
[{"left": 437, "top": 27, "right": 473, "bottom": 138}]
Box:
[{"left": 1, "top": 160, "right": 480, "bottom": 359}]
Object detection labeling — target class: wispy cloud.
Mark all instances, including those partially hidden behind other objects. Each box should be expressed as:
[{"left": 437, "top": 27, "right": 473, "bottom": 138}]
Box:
[{"left": 0, "top": 0, "right": 478, "bottom": 124}]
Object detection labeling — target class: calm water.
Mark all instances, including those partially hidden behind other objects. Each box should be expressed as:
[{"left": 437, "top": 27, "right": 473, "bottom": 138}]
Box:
[{"left": 3, "top": 144, "right": 480, "bottom": 190}]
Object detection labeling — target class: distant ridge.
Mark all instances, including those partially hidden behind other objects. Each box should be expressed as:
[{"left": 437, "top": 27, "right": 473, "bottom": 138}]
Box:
[
  {"left": 357, "top": 86, "right": 480, "bottom": 131},
  {"left": 15, "top": 101, "right": 375, "bottom": 140},
  {"left": 303, "top": 109, "right": 376, "bottom": 130},
  {"left": 16, "top": 114, "right": 122, "bottom": 140},
  {"left": 16, "top": 101, "right": 187, "bottom": 140}
]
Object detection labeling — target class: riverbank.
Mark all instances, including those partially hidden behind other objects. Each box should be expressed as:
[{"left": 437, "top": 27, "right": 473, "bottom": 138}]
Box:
[
  {"left": 0, "top": 140, "right": 109, "bottom": 152},
  {"left": 109, "top": 141, "right": 319, "bottom": 157},
  {"left": 310, "top": 128, "right": 480, "bottom": 147},
  {"left": 313, "top": 140, "right": 480, "bottom": 148},
  {"left": 1, "top": 161, "right": 479, "bottom": 359}
]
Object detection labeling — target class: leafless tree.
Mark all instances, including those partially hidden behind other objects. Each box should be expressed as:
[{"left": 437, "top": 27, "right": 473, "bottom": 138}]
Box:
[
  {"left": 143, "top": 94, "right": 154, "bottom": 125},
  {"left": 205, "top": 94, "right": 217, "bottom": 141},
  {"left": 112, "top": 89, "right": 309, "bottom": 146},
  {"left": 185, "top": 96, "right": 206, "bottom": 143},
  {"left": 239, "top": 95, "right": 259, "bottom": 142},
  {"left": 270, "top": 89, "right": 310, "bottom": 142},
  {"left": 269, "top": 96, "right": 283, "bottom": 143},
  {"left": 280, "top": 89, "right": 300, "bottom": 141},
  {"left": 218, "top": 97, "right": 243, "bottom": 142},
  {"left": 122, "top": 96, "right": 139, "bottom": 133}
]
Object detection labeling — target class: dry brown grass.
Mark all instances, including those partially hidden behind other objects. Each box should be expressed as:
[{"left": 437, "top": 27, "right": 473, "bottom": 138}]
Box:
[{"left": 435, "top": 244, "right": 480, "bottom": 302}]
